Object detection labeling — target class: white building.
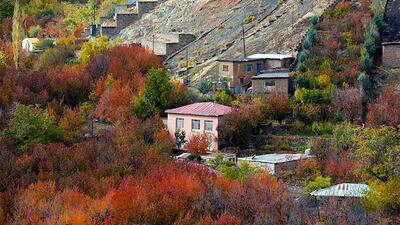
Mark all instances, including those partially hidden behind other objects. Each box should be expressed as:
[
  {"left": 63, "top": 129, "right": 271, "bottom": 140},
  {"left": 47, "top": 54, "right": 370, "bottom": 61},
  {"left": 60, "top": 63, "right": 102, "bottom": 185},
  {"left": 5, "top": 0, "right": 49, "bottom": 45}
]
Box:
[{"left": 22, "top": 38, "right": 40, "bottom": 53}]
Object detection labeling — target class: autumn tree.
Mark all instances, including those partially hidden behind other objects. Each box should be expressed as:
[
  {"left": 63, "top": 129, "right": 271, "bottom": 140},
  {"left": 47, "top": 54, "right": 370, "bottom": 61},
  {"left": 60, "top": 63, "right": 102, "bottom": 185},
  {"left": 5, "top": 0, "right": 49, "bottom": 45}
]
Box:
[
  {"left": 366, "top": 86, "right": 400, "bottom": 127},
  {"left": 59, "top": 107, "right": 84, "bottom": 142},
  {"left": 262, "top": 93, "right": 291, "bottom": 124},
  {"left": 185, "top": 133, "right": 210, "bottom": 154},
  {"left": 331, "top": 88, "right": 363, "bottom": 122}
]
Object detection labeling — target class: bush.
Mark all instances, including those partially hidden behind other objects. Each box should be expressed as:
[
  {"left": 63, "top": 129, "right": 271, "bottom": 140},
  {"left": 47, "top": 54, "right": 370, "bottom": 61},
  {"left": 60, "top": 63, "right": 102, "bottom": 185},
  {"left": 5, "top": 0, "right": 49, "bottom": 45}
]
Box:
[
  {"left": 360, "top": 48, "right": 372, "bottom": 72},
  {"left": 198, "top": 80, "right": 209, "bottom": 94},
  {"left": 28, "top": 25, "right": 42, "bottom": 37},
  {"left": 185, "top": 133, "right": 210, "bottom": 154},
  {"left": 38, "top": 38, "right": 55, "bottom": 50},
  {"left": 298, "top": 63, "right": 307, "bottom": 72},
  {"left": 298, "top": 50, "right": 310, "bottom": 63},
  {"left": 306, "top": 28, "right": 317, "bottom": 43},
  {"left": 311, "top": 122, "right": 334, "bottom": 135},
  {"left": 304, "top": 176, "right": 331, "bottom": 195}
]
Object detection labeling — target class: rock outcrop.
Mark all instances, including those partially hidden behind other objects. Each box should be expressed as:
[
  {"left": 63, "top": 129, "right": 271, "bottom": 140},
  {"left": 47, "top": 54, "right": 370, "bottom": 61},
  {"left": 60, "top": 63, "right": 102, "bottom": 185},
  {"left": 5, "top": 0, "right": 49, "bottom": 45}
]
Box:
[{"left": 118, "top": 0, "right": 337, "bottom": 83}]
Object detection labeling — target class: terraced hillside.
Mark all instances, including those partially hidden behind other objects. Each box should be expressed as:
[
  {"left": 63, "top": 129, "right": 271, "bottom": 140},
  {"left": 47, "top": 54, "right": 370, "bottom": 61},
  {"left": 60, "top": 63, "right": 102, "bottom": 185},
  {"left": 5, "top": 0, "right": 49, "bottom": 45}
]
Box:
[{"left": 118, "top": 0, "right": 337, "bottom": 84}]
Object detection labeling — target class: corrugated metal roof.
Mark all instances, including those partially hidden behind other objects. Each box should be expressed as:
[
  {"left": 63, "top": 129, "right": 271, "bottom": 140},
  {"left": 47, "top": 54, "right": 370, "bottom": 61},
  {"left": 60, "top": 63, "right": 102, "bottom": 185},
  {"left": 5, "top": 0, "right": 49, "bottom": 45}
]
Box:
[
  {"left": 252, "top": 71, "right": 290, "bottom": 79},
  {"left": 238, "top": 153, "right": 314, "bottom": 164},
  {"left": 247, "top": 53, "right": 294, "bottom": 60},
  {"left": 165, "top": 102, "right": 232, "bottom": 117},
  {"left": 310, "top": 183, "right": 370, "bottom": 198}
]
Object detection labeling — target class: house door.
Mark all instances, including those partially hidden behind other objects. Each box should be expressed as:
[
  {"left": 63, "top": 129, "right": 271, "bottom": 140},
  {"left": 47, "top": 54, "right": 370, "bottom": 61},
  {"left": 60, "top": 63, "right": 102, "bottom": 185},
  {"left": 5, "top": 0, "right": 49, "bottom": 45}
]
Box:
[{"left": 256, "top": 63, "right": 262, "bottom": 74}]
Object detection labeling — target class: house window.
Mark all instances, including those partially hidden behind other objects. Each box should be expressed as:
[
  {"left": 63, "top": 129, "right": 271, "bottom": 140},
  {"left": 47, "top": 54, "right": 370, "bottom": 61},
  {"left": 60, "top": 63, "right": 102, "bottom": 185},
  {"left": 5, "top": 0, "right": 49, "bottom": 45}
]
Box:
[
  {"left": 204, "top": 120, "right": 213, "bottom": 131},
  {"left": 176, "top": 118, "right": 184, "bottom": 130},
  {"left": 222, "top": 65, "right": 229, "bottom": 71},
  {"left": 240, "top": 77, "right": 244, "bottom": 84},
  {"left": 265, "top": 80, "right": 276, "bottom": 87},
  {"left": 191, "top": 119, "right": 200, "bottom": 131},
  {"left": 247, "top": 64, "right": 253, "bottom": 72}
]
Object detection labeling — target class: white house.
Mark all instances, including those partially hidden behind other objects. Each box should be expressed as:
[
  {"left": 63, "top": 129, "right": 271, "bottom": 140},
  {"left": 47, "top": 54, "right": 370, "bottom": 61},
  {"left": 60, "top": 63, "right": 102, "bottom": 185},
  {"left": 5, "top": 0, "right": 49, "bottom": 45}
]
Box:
[{"left": 22, "top": 38, "right": 40, "bottom": 53}]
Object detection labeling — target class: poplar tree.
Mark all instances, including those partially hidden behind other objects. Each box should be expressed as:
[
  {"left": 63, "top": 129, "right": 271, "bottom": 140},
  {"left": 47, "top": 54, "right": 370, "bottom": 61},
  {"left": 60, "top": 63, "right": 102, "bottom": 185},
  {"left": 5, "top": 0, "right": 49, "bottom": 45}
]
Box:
[{"left": 12, "top": 0, "right": 23, "bottom": 70}]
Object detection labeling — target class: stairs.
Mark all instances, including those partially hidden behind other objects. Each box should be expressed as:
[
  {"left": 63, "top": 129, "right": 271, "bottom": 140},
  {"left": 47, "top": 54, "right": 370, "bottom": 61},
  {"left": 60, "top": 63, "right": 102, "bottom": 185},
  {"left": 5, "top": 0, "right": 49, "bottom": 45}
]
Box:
[{"left": 82, "top": 0, "right": 165, "bottom": 38}]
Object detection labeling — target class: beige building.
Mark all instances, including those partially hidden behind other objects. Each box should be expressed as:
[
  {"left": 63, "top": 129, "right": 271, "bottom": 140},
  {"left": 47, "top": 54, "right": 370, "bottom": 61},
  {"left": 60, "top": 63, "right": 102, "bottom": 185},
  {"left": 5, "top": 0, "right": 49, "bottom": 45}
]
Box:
[
  {"left": 165, "top": 102, "right": 232, "bottom": 151},
  {"left": 22, "top": 38, "right": 40, "bottom": 53},
  {"left": 251, "top": 70, "right": 290, "bottom": 94},
  {"left": 382, "top": 42, "right": 400, "bottom": 68},
  {"left": 217, "top": 53, "right": 294, "bottom": 93}
]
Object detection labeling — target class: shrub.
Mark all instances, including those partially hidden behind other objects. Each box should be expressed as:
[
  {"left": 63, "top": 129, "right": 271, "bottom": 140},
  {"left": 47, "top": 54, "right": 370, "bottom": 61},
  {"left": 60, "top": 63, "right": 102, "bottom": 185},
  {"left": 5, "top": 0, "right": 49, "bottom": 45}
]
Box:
[
  {"left": 243, "top": 13, "right": 256, "bottom": 24},
  {"left": 198, "top": 80, "right": 209, "bottom": 94},
  {"left": 298, "top": 50, "right": 310, "bottom": 63},
  {"left": 357, "top": 72, "right": 371, "bottom": 91},
  {"left": 297, "top": 63, "right": 307, "bottom": 72},
  {"left": 28, "top": 25, "right": 42, "bottom": 37},
  {"left": 360, "top": 48, "right": 372, "bottom": 72},
  {"left": 38, "top": 38, "right": 55, "bottom": 50},
  {"left": 304, "top": 176, "right": 331, "bottom": 195},
  {"left": 311, "top": 122, "right": 334, "bottom": 135}
]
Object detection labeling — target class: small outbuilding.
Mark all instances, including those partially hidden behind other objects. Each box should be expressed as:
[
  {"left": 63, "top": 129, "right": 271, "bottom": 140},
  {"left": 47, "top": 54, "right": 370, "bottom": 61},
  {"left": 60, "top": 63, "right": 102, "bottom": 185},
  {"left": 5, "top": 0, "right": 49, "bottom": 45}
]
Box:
[
  {"left": 22, "top": 38, "right": 40, "bottom": 53},
  {"left": 237, "top": 152, "right": 314, "bottom": 175}
]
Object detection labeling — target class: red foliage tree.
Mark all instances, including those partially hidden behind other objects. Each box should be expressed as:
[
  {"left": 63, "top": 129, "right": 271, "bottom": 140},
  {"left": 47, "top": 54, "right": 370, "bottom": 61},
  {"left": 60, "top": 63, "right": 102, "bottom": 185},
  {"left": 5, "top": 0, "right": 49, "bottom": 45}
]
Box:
[
  {"left": 331, "top": 88, "right": 363, "bottom": 122},
  {"left": 366, "top": 85, "right": 400, "bottom": 127},
  {"left": 185, "top": 133, "right": 210, "bottom": 154},
  {"left": 325, "top": 151, "right": 363, "bottom": 182},
  {"left": 50, "top": 65, "right": 92, "bottom": 106}
]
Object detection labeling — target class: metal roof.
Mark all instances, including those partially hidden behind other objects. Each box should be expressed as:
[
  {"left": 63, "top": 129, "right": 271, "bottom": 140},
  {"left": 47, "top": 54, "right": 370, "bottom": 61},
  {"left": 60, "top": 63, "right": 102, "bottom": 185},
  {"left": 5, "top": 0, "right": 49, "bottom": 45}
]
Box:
[
  {"left": 238, "top": 153, "right": 314, "bottom": 164},
  {"left": 252, "top": 71, "right": 290, "bottom": 79},
  {"left": 165, "top": 102, "right": 232, "bottom": 117},
  {"left": 310, "top": 183, "right": 370, "bottom": 198},
  {"left": 247, "top": 53, "right": 294, "bottom": 60}
]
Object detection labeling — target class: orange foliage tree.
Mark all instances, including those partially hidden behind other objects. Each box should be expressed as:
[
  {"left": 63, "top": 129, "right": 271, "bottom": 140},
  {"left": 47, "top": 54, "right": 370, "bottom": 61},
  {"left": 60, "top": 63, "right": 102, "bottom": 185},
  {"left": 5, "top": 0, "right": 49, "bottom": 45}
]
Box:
[{"left": 366, "top": 85, "right": 400, "bottom": 127}]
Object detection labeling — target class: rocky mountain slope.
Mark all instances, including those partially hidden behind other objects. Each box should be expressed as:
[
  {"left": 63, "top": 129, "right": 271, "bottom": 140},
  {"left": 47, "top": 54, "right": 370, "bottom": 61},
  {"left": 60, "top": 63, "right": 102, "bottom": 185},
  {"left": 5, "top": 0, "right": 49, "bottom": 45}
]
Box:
[{"left": 118, "top": 0, "right": 337, "bottom": 84}]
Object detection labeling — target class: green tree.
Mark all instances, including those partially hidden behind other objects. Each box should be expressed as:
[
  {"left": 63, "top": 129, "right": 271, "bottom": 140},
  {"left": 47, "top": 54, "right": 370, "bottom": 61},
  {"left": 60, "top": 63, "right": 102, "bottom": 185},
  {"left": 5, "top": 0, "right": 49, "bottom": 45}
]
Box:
[
  {"left": 0, "top": 51, "right": 7, "bottom": 68},
  {"left": 304, "top": 176, "right": 331, "bottom": 195},
  {"left": 132, "top": 68, "right": 172, "bottom": 119},
  {"left": 212, "top": 90, "right": 232, "bottom": 105},
  {"left": 362, "top": 177, "right": 400, "bottom": 213},
  {"left": 198, "top": 80, "right": 209, "bottom": 94},
  {"left": 0, "top": 0, "right": 13, "bottom": 21},
  {"left": 4, "top": 104, "right": 62, "bottom": 153},
  {"left": 353, "top": 126, "right": 400, "bottom": 181}
]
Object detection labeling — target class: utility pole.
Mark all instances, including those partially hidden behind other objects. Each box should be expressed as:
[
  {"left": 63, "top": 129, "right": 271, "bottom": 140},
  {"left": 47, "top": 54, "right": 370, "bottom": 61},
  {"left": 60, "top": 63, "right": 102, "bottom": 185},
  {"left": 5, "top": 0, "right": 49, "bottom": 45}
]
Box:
[
  {"left": 242, "top": 23, "right": 246, "bottom": 58},
  {"left": 185, "top": 47, "right": 189, "bottom": 85}
]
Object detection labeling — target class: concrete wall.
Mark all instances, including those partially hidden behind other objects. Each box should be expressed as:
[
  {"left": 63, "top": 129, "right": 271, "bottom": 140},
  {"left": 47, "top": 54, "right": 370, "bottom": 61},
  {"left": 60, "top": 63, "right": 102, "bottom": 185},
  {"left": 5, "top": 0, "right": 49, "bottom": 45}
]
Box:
[
  {"left": 138, "top": 1, "right": 159, "bottom": 16},
  {"left": 382, "top": 43, "right": 400, "bottom": 68},
  {"left": 167, "top": 113, "right": 224, "bottom": 151},
  {"left": 252, "top": 78, "right": 289, "bottom": 94}
]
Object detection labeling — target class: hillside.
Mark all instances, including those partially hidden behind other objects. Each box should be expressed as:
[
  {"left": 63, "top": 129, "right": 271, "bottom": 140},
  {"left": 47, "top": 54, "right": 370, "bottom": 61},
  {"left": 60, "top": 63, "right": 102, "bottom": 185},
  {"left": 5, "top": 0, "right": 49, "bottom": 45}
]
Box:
[{"left": 118, "top": 0, "right": 337, "bottom": 83}]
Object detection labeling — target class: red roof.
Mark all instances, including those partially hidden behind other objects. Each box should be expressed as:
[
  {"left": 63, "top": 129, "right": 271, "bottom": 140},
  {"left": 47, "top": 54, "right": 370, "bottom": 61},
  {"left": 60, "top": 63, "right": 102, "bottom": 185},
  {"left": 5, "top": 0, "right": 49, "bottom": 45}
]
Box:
[{"left": 165, "top": 102, "right": 232, "bottom": 117}]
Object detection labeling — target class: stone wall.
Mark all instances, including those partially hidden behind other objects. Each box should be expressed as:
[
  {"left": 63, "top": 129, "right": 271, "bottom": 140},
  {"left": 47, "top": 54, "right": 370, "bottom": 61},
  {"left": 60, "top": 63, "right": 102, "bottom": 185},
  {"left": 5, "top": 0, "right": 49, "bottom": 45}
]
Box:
[{"left": 382, "top": 43, "right": 400, "bottom": 68}]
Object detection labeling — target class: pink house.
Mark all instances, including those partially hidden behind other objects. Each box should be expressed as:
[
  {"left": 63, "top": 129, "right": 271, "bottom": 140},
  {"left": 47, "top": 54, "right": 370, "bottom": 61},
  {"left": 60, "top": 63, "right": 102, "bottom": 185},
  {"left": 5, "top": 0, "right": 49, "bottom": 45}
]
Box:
[{"left": 165, "top": 102, "right": 232, "bottom": 151}]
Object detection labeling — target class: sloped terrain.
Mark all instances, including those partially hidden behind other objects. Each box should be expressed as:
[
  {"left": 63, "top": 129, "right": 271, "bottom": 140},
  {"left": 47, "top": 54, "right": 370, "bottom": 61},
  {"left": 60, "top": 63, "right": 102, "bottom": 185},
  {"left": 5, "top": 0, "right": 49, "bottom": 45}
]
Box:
[{"left": 119, "top": 0, "right": 337, "bottom": 83}]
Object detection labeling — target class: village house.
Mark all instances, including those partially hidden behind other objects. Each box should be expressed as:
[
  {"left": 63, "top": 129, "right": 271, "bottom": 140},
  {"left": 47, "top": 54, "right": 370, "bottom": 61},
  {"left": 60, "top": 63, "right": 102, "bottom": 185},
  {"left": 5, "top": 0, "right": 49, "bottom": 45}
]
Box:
[
  {"left": 382, "top": 42, "right": 400, "bottom": 68},
  {"left": 22, "top": 38, "right": 40, "bottom": 53},
  {"left": 165, "top": 102, "right": 232, "bottom": 151},
  {"left": 217, "top": 53, "right": 294, "bottom": 94},
  {"left": 250, "top": 70, "right": 290, "bottom": 94},
  {"left": 237, "top": 151, "right": 314, "bottom": 175}
]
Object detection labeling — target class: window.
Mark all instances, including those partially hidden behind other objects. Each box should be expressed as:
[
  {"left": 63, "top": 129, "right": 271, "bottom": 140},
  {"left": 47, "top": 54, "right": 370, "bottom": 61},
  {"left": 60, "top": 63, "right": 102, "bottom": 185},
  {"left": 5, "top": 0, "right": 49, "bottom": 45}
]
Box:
[
  {"left": 191, "top": 119, "right": 200, "bottom": 131},
  {"left": 222, "top": 65, "right": 229, "bottom": 71},
  {"left": 176, "top": 118, "right": 184, "bottom": 130},
  {"left": 204, "top": 120, "right": 213, "bottom": 131},
  {"left": 265, "top": 80, "right": 276, "bottom": 87},
  {"left": 247, "top": 64, "right": 253, "bottom": 72}
]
